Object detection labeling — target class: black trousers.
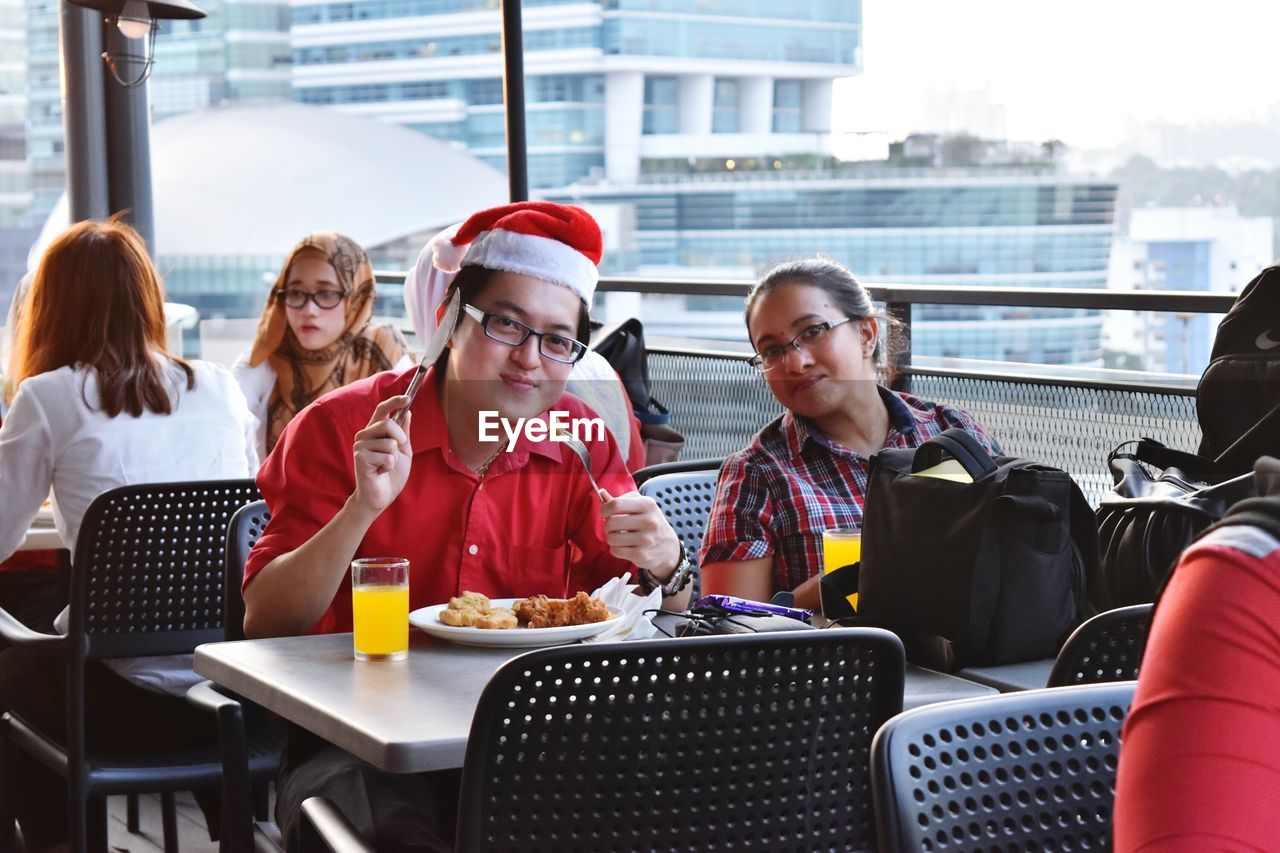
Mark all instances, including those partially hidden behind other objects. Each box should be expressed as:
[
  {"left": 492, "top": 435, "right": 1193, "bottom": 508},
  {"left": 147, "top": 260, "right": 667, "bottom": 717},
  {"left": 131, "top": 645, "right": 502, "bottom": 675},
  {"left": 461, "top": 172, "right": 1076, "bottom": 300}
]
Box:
[
  {"left": 276, "top": 726, "right": 459, "bottom": 852},
  {"left": 0, "top": 645, "right": 220, "bottom": 849}
]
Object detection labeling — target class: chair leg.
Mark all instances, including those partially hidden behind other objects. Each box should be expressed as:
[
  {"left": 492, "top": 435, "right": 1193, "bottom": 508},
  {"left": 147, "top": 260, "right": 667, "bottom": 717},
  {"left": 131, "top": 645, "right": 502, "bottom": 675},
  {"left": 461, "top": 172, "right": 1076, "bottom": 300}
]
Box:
[
  {"left": 87, "top": 795, "right": 108, "bottom": 852},
  {"left": 0, "top": 733, "right": 15, "bottom": 853},
  {"left": 127, "top": 793, "right": 140, "bottom": 832},
  {"left": 161, "top": 792, "right": 179, "bottom": 853},
  {"left": 252, "top": 779, "right": 270, "bottom": 820}
]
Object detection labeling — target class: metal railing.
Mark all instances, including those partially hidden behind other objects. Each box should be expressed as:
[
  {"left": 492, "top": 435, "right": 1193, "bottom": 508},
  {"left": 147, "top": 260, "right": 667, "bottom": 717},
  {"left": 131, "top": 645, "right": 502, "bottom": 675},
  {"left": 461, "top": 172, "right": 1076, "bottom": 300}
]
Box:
[{"left": 374, "top": 272, "right": 1226, "bottom": 504}]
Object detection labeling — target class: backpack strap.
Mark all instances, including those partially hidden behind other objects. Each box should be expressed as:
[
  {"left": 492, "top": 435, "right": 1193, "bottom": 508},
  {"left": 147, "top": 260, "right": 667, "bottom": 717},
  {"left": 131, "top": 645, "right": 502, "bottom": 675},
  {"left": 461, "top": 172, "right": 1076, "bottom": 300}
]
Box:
[{"left": 911, "top": 428, "right": 999, "bottom": 480}]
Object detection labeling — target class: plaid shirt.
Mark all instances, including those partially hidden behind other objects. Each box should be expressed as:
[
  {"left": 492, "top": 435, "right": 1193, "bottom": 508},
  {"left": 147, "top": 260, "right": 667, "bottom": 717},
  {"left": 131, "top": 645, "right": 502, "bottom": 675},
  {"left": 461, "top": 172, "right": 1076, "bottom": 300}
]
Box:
[{"left": 700, "top": 386, "right": 1001, "bottom": 594}]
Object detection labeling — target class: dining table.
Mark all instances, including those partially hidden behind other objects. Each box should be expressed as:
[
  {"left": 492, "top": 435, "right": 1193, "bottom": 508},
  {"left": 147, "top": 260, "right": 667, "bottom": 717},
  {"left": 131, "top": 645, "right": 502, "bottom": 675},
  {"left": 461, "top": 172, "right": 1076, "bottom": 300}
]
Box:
[
  {"left": 16, "top": 506, "right": 63, "bottom": 552},
  {"left": 194, "top": 626, "right": 999, "bottom": 774}
]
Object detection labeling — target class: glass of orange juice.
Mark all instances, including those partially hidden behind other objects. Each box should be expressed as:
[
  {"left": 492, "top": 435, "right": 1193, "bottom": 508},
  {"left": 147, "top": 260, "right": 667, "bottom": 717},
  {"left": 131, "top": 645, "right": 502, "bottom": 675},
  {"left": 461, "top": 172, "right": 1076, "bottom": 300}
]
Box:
[
  {"left": 822, "top": 528, "right": 862, "bottom": 613},
  {"left": 351, "top": 557, "right": 409, "bottom": 662}
]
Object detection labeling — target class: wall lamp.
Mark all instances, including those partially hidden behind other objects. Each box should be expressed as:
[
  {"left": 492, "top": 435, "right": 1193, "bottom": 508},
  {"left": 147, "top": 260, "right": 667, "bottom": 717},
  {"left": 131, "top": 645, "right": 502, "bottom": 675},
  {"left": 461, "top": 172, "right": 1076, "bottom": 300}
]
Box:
[{"left": 63, "top": 0, "right": 206, "bottom": 87}]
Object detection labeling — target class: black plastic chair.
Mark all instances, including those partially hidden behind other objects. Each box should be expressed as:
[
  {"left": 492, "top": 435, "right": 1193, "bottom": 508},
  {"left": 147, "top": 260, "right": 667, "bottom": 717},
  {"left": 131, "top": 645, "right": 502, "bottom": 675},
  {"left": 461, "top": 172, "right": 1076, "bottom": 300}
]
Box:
[
  {"left": 0, "top": 480, "right": 261, "bottom": 852},
  {"left": 304, "top": 629, "right": 907, "bottom": 852},
  {"left": 1047, "top": 603, "right": 1153, "bottom": 688},
  {"left": 186, "top": 498, "right": 287, "bottom": 852},
  {"left": 632, "top": 455, "right": 724, "bottom": 488},
  {"left": 637, "top": 462, "right": 722, "bottom": 600},
  {"left": 872, "top": 681, "right": 1135, "bottom": 852}
]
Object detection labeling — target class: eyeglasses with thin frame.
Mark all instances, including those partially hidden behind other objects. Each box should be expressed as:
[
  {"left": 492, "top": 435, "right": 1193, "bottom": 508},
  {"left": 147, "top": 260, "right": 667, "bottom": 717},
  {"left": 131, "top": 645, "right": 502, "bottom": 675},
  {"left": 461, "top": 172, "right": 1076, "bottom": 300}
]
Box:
[
  {"left": 276, "top": 288, "right": 349, "bottom": 310},
  {"left": 462, "top": 303, "right": 587, "bottom": 364},
  {"left": 748, "top": 317, "right": 854, "bottom": 372}
]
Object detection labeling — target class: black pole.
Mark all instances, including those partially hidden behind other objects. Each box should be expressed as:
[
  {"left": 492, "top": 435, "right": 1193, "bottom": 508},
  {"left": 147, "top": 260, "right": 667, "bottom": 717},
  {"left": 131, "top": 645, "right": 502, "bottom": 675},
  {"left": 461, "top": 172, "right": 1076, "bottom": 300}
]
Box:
[
  {"left": 101, "top": 23, "right": 155, "bottom": 254},
  {"left": 499, "top": 0, "right": 528, "bottom": 202},
  {"left": 59, "top": 0, "right": 109, "bottom": 222}
]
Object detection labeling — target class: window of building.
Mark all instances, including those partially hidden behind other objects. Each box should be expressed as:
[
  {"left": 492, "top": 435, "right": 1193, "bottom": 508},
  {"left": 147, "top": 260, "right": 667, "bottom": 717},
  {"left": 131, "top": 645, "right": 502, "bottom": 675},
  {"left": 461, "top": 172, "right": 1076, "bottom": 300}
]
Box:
[
  {"left": 643, "top": 76, "right": 678, "bottom": 134},
  {"left": 772, "top": 80, "right": 802, "bottom": 133},
  {"left": 712, "top": 79, "right": 739, "bottom": 133}
]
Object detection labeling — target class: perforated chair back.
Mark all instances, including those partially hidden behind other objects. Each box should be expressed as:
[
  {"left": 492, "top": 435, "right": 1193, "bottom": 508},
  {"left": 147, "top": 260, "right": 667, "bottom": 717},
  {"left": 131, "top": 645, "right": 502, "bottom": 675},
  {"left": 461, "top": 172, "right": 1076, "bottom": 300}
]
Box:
[
  {"left": 457, "top": 629, "right": 906, "bottom": 852},
  {"left": 68, "top": 479, "right": 261, "bottom": 660},
  {"left": 1047, "top": 604, "right": 1153, "bottom": 688},
  {"left": 638, "top": 465, "right": 721, "bottom": 599},
  {"left": 224, "top": 499, "right": 271, "bottom": 642},
  {"left": 872, "top": 681, "right": 1135, "bottom": 852}
]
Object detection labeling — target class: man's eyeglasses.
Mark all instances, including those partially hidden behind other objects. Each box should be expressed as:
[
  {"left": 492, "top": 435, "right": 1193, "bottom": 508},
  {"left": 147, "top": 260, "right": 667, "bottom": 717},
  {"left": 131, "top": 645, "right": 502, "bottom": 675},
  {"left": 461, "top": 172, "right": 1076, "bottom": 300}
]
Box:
[
  {"left": 462, "top": 304, "right": 587, "bottom": 364},
  {"left": 276, "top": 288, "right": 348, "bottom": 310},
  {"left": 748, "top": 317, "right": 853, "bottom": 372}
]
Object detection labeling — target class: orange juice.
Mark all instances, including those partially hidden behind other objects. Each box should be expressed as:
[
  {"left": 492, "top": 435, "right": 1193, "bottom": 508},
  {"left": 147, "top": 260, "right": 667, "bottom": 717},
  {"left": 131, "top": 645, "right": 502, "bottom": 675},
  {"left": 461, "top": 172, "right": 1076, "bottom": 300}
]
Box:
[
  {"left": 352, "top": 586, "right": 409, "bottom": 659},
  {"left": 822, "top": 529, "right": 862, "bottom": 612},
  {"left": 350, "top": 557, "right": 410, "bottom": 661}
]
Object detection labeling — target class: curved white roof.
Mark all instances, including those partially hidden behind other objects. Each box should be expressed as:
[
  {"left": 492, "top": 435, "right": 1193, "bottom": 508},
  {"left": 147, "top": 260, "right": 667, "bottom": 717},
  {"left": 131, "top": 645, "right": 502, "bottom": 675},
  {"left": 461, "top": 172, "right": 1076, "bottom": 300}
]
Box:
[{"left": 34, "top": 103, "right": 509, "bottom": 260}]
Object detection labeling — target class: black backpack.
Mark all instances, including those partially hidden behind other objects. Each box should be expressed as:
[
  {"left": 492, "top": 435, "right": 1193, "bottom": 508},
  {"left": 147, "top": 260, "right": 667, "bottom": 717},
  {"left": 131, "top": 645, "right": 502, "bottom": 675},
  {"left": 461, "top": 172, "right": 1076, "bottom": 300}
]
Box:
[
  {"left": 859, "top": 430, "right": 1098, "bottom": 671},
  {"left": 1149, "top": 456, "right": 1280, "bottom": 620},
  {"left": 1197, "top": 265, "right": 1280, "bottom": 466},
  {"left": 592, "top": 318, "right": 685, "bottom": 465}
]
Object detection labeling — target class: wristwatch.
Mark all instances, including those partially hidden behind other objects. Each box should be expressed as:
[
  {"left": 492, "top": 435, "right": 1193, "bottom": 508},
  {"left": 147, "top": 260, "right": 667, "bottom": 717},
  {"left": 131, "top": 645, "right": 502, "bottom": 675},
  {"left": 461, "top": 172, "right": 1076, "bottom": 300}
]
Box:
[{"left": 638, "top": 543, "right": 694, "bottom": 597}]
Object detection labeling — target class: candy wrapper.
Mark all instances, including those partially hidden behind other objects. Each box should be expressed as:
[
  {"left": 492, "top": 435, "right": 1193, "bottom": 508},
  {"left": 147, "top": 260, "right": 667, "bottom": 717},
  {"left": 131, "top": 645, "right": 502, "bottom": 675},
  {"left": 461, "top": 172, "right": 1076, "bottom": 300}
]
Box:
[{"left": 583, "top": 573, "right": 662, "bottom": 643}]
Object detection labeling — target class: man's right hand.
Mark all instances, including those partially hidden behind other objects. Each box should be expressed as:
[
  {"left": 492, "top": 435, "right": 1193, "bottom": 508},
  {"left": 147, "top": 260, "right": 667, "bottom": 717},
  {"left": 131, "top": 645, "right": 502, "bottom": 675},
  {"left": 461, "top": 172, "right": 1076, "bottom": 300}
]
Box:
[{"left": 352, "top": 394, "right": 413, "bottom": 513}]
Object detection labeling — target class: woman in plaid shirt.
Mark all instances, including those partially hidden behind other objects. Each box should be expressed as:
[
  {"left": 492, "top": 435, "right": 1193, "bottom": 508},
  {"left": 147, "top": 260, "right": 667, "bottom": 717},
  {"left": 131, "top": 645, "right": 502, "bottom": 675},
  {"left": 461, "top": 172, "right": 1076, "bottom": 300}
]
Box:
[{"left": 700, "top": 258, "right": 1000, "bottom": 610}]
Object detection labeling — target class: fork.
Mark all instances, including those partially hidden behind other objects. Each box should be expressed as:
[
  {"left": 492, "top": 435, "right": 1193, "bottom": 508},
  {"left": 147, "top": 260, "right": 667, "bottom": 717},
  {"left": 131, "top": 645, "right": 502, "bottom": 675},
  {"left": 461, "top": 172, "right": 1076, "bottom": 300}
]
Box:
[{"left": 557, "top": 429, "right": 606, "bottom": 503}]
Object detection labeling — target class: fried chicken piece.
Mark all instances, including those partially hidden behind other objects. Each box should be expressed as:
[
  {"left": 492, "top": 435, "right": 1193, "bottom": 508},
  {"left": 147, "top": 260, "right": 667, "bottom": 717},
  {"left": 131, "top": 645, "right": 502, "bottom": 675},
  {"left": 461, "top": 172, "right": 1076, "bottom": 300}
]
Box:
[
  {"left": 475, "top": 608, "right": 518, "bottom": 629},
  {"left": 514, "top": 592, "right": 610, "bottom": 628},
  {"left": 450, "top": 591, "right": 491, "bottom": 614},
  {"left": 514, "top": 595, "right": 557, "bottom": 628},
  {"left": 440, "top": 591, "right": 494, "bottom": 627},
  {"left": 565, "top": 591, "right": 610, "bottom": 625},
  {"left": 439, "top": 607, "right": 480, "bottom": 627}
]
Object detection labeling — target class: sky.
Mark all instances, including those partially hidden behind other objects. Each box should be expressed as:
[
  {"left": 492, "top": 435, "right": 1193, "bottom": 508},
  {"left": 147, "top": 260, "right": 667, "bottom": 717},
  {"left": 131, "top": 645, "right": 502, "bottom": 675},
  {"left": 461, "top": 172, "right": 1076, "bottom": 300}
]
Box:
[{"left": 832, "top": 0, "right": 1280, "bottom": 151}]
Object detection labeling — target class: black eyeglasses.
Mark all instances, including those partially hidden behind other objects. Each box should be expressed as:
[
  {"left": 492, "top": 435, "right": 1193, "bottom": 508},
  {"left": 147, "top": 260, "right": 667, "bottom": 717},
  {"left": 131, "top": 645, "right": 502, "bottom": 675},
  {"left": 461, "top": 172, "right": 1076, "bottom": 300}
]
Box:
[
  {"left": 748, "top": 317, "right": 853, "bottom": 372},
  {"left": 462, "top": 304, "right": 587, "bottom": 364},
  {"left": 275, "top": 288, "right": 348, "bottom": 310}
]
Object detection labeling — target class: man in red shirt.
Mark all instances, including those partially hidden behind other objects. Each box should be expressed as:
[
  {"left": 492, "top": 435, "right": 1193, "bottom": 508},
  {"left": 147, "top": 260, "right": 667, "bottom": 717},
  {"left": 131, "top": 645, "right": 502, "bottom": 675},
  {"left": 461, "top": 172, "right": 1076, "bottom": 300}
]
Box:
[{"left": 243, "top": 202, "right": 693, "bottom": 849}]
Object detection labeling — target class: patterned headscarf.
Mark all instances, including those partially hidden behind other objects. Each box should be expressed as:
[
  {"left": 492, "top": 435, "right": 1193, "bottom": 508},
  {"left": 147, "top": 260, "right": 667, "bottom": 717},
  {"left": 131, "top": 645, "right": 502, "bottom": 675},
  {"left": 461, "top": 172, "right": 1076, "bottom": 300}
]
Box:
[{"left": 249, "top": 232, "right": 407, "bottom": 452}]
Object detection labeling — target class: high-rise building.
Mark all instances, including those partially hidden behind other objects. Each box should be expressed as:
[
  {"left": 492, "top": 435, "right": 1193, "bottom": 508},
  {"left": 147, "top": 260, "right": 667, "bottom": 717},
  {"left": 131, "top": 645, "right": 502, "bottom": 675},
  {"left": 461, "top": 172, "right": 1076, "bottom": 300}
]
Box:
[
  {"left": 1111, "top": 205, "right": 1274, "bottom": 373},
  {"left": 290, "top": 0, "right": 859, "bottom": 189},
  {"left": 151, "top": 0, "right": 292, "bottom": 120},
  {"left": 22, "top": 0, "right": 292, "bottom": 225},
  {"left": 554, "top": 168, "right": 1117, "bottom": 364},
  {"left": 0, "top": 0, "right": 26, "bottom": 228},
  {"left": 23, "top": 0, "right": 58, "bottom": 222}
]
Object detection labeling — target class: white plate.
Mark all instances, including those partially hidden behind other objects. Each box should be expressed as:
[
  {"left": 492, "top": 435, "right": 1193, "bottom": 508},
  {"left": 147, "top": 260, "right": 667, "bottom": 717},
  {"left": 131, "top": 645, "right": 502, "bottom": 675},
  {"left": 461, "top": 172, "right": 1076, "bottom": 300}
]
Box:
[{"left": 409, "top": 598, "right": 621, "bottom": 648}]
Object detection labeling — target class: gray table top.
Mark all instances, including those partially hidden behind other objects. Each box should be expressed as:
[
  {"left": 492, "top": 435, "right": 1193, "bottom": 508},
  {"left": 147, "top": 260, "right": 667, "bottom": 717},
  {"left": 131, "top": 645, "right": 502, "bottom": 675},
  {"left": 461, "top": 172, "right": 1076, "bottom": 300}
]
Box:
[
  {"left": 956, "top": 658, "right": 1056, "bottom": 692},
  {"left": 195, "top": 630, "right": 997, "bottom": 774}
]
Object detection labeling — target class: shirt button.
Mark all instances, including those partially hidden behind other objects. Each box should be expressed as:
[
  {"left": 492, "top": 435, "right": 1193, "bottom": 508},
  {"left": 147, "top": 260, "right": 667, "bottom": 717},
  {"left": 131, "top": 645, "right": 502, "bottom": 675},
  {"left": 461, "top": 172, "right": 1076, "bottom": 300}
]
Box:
[{"left": 468, "top": 544, "right": 478, "bottom": 556}]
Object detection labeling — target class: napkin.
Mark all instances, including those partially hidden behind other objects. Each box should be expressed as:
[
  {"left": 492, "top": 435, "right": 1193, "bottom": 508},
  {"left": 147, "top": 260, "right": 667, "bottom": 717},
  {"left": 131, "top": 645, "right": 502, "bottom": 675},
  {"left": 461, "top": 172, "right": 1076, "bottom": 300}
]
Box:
[{"left": 583, "top": 573, "right": 662, "bottom": 643}]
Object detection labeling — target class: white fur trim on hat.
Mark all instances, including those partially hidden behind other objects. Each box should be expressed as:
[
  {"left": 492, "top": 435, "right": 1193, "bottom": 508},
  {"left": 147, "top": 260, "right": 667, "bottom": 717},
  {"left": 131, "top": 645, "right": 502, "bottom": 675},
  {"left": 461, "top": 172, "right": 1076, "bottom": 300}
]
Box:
[
  {"left": 462, "top": 228, "right": 598, "bottom": 302},
  {"left": 430, "top": 222, "right": 466, "bottom": 274}
]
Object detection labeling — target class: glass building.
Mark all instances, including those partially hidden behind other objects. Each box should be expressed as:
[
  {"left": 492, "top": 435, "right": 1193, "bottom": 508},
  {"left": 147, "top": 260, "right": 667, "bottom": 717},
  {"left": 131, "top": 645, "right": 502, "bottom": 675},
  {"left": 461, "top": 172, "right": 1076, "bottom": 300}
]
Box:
[
  {"left": 553, "top": 172, "right": 1117, "bottom": 363},
  {"left": 290, "top": 0, "right": 859, "bottom": 188}
]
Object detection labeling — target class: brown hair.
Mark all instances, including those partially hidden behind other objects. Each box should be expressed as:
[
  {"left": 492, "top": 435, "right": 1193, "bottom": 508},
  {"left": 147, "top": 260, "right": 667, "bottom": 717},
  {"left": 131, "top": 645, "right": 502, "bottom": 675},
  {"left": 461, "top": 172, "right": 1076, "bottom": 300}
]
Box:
[{"left": 11, "top": 216, "right": 194, "bottom": 417}]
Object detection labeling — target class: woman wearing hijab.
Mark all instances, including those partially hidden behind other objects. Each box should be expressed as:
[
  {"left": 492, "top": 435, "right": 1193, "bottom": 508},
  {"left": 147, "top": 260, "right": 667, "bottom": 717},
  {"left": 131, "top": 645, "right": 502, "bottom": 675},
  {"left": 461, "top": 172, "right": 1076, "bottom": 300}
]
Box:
[{"left": 234, "top": 232, "right": 412, "bottom": 460}]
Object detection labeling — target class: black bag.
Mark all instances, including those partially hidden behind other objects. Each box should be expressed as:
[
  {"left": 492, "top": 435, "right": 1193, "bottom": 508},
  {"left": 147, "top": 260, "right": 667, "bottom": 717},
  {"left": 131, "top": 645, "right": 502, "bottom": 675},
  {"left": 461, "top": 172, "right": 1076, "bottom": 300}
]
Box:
[
  {"left": 859, "top": 429, "right": 1096, "bottom": 671},
  {"left": 1149, "top": 456, "right": 1280, "bottom": 620},
  {"left": 1094, "top": 438, "right": 1256, "bottom": 610},
  {"left": 592, "top": 318, "right": 685, "bottom": 465},
  {"left": 1197, "top": 264, "right": 1280, "bottom": 465}
]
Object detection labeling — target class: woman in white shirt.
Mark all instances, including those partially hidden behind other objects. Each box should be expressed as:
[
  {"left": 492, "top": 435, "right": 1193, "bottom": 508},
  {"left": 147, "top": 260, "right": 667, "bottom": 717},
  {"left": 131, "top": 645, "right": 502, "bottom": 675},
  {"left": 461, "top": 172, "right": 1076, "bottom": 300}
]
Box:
[
  {"left": 0, "top": 216, "right": 258, "bottom": 851},
  {"left": 233, "top": 232, "right": 412, "bottom": 460}
]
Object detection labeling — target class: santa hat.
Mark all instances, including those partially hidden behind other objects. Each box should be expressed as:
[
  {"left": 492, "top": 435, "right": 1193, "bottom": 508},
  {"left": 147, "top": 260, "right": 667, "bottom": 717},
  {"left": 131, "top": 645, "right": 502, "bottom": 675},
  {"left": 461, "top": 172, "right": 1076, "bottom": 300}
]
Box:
[{"left": 432, "top": 201, "right": 601, "bottom": 303}]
